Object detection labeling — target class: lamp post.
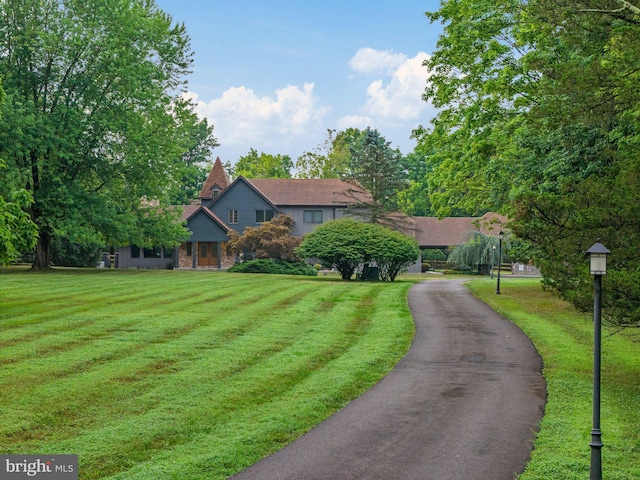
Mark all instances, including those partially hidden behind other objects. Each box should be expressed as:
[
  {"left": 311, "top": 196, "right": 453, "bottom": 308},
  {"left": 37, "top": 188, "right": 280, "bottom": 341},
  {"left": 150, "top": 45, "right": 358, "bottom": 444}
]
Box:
[
  {"left": 495, "top": 231, "right": 504, "bottom": 294},
  {"left": 491, "top": 245, "right": 496, "bottom": 279},
  {"left": 586, "top": 239, "right": 610, "bottom": 480}
]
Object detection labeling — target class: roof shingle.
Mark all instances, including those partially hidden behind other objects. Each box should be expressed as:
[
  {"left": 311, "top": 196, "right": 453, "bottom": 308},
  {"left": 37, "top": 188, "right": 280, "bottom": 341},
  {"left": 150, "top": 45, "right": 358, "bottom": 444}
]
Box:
[
  {"left": 246, "top": 178, "right": 372, "bottom": 206},
  {"left": 199, "top": 157, "right": 230, "bottom": 199},
  {"left": 412, "top": 213, "right": 508, "bottom": 248}
]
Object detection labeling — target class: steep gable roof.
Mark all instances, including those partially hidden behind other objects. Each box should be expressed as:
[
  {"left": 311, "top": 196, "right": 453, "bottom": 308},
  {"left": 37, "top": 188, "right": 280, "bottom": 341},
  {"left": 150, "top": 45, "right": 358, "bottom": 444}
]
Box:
[
  {"left": 178, "top": 204, "right": 230, "bottom": 232},
  {"left": 246, "top": 178, "right": 372, "bottom": 206},
  {"left": 199, "top": 157, "right": 230, "bottom": 200},
  {"left": 208, "top": 176, "right": 282, "bottom": 212}
]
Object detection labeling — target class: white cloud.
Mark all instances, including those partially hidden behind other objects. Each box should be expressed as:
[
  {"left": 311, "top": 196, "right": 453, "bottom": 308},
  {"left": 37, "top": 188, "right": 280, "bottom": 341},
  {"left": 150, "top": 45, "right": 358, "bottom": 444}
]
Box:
[
  {"left": 333, "top": 50, "right": 438, "bottom": 152},
  {"left": 184, "top": 83, "right": 330, "bottom": 160},
  {"left": 331, "top": 50, "right": 438, "bottom": 151},
  {"left": 182, "top": 50, "right": 439, "bottom": 162},
  {"left": 358, "top": 51, "right": 434, "bottom": 123},
  {"left": 349, "top": 47, "right": 408, "bottom": 74},
  {"left": 336, "top": 114, "right": 373, "bottom": 131}
]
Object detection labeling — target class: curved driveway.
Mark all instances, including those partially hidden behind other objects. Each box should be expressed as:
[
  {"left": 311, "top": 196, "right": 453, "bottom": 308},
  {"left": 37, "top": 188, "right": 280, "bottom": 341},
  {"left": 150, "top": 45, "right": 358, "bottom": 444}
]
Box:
[{"left": 231, "top": 280, "right": 546, "bottom": 480}]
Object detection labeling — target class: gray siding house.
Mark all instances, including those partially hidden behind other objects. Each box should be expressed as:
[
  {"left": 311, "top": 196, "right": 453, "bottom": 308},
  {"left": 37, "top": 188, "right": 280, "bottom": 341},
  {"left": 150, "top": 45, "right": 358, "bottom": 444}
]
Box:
[
  {"left": 117, "top": 159, "right": 374, "bottom": 269},
  {"left": 117, "top": 158, "right": 507, "bottom": 271}
]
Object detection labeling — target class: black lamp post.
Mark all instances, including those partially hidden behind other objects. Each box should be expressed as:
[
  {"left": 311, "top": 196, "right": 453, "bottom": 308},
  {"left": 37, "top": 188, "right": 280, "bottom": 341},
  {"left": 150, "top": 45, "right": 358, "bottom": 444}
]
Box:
[
  {"left": 495, "top": 230, "right": 504, "bottom": 294},
  {"left": 586, "top": 239, "right": 610, "bottom": 480},
  {"left": 491, "top": 245, "right": 496, "bottom": 279}
]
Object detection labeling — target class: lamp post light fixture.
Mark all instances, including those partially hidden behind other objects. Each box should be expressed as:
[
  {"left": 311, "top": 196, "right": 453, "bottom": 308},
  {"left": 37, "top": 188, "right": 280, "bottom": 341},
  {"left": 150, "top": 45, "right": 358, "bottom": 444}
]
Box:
[
  {"left": 586, "top": 239, "right": 610, "bottom": 480},
  {"left": 495, "top": 231, "right": 504, "bottom": 294}
]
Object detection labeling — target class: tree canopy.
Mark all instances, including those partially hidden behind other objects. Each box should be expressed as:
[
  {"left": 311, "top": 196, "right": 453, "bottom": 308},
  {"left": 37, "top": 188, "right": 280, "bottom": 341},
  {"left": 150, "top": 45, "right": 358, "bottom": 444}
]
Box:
[
  {"left": 0, "top": 80, "right": 38, "bottom": 265},
  {"left": 417, "top": 0, "right": 640, "bottom": 327},
  {"left": 297, "top": 218, "right": 419, "bottom": 281},
  {"left": 297, "top": 127, "right": 412, "bottom": 228},
  {"left": 226, "top": 214, "right": 302, "bottom": 262},
  {"left": 447, "top": 231, "right": 506, "bottom": 275},
  {"left": 0, "top": 0, "right": 216, "bottom": 269},
  {"left": 0, "top": 184, "right": 38, "bottom": 265},
  {"left": 296, "top": 218, "right": 365, "bottom": 280},
  {"left": 230, "top": 148, "right": 293, "bottom": 179},
  {"left": 340, "top": 128, "right": 408, "bottom": 228},
  {"left": 295, "top": 128, "right": 361, "bottom": 179}
]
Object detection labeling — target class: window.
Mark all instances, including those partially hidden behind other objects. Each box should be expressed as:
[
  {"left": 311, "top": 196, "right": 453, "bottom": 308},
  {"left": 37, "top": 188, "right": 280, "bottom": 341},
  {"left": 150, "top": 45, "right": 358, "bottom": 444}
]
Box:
[
  {"left": 131, "top": 245, "right": 140, "bottom": 258},
  {"left": 255, "top": 209, "right": 275, "bottom": 223},
  {"left": 212, "top": 187, "right": 220, "bottom": 199},
  {"left": 163, "top": 247, "right": 174, "bottom": 258},
  {"left": 186, "top": 242, "right": 192, "bottom": 256},
  {"left": 303, "top": 210, "right": 323, "bottom": 224},
  {"left": 228, "top": 209, "right": 238, "bottom": 224},
  {"left": 143, "top": 247, "right": 161, "bottom": 258}
]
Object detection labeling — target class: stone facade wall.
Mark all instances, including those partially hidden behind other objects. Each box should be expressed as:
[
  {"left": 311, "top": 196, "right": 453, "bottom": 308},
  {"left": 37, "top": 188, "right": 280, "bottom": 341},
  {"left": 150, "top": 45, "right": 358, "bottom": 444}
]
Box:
[
  {"left": 176, "top": 241, "right": 235, "bottom": 269},
  {"left": 177, "top": 243, "right": 193, "bottom": 269},
  {"left": 219, "top": 243, "right": 236, "bottom": 269},
  {"left": 178, "top": 242, "right": 195, "bottom": 268}
]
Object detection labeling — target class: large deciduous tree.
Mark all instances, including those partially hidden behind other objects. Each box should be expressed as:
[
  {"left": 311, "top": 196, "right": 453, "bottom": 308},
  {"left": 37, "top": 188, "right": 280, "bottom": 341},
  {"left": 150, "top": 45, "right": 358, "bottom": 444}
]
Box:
[
  {"left": 295, "top": 128, "right": 360, "bottom": 179},
  {"left": 165, "top": 111, "right": 219, "bottom": 205},
  {"left": 230, "top": 148, "right": 293, "bottom": 179},
  {"left": 418, "top": 0, "right": 640, "bottom": 327},
  {"left": 0, "top": 185, "right": 38, "bottom": 265},
  {"left": 0, "top": 0, "right": 216, "bottom": 270},
  {"left": 396, "top": 149, "right": 436, "bottom": 217},
  {"left": 0, "top": 81, "right": 38, "bottom": 265}
]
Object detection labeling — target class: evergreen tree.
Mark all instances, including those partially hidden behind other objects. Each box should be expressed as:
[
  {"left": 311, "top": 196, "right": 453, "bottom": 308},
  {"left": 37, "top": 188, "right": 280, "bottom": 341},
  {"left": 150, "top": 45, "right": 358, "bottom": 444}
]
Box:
[{"left": 342, "top": 127, "right": 408, "bottom": 228}]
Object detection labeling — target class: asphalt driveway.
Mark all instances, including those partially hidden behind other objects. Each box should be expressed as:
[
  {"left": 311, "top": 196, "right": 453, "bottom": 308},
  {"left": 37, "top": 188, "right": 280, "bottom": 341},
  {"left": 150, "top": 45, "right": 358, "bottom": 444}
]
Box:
[{"left": 230, "top": 279, "right": 546, "bottom": 480}]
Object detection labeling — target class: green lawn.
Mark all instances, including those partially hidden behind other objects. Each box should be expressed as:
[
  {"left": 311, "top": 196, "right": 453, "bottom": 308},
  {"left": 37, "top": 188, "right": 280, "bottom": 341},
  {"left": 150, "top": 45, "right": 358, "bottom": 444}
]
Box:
[
  {"left": 3, "top": 270, "right": 639, "bottom": 479},
  {"left": 468, "top": 277, "right": 640, "bottom": 480},
  {"left": 0, "top": 268, "right": 416, "bottom": 479}
]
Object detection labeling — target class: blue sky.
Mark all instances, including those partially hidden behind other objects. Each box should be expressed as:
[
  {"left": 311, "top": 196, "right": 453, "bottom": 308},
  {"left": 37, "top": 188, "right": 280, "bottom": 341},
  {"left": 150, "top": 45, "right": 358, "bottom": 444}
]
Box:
[{"left": 155, "top": 1, "right": 444, "bottom": 164}]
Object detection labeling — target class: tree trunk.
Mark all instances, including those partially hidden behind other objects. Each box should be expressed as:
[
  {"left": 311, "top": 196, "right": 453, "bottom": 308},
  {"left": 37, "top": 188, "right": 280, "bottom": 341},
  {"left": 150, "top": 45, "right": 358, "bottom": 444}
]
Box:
[
  {"left": 32, "top": 231, "right": 52, "bottom": 270},
  {"left": 29, "top": 148, "right": 51, "bottom": 270}
]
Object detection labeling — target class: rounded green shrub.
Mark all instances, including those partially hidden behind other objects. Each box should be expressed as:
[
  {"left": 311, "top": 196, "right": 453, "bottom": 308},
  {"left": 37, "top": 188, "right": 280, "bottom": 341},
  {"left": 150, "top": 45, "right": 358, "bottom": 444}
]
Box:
[{"left": 228, "top": 259, "right": 317, "bottom": 276}]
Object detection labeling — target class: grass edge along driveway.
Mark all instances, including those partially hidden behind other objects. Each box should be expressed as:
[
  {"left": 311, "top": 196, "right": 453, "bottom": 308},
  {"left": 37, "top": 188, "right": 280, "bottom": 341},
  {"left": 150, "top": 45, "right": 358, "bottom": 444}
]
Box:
[
  {"left": 0, "top": 269, "right": 416, "bottom": 479},
  {"left": 469, "top": 277, "right": 640, "bottom": 480}
]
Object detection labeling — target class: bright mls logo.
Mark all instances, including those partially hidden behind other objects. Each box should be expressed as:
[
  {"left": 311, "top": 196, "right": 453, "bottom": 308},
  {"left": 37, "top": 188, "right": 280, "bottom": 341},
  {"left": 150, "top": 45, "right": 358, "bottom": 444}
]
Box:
[{"left": 1, "top": 455, "right": 77, "bottom": 480}]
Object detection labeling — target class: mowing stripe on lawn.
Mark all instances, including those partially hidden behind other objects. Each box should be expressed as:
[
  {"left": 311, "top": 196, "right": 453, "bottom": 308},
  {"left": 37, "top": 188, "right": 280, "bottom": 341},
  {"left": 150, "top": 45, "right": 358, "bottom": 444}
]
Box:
[{"left": 1, "top": 270, "right": 417, "bottom": 480}]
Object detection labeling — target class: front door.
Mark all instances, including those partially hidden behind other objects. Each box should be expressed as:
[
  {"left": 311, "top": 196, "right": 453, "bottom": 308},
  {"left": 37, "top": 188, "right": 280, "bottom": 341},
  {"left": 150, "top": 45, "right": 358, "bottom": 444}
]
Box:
[{"left": 197, "top": 242, "right": 219, "bottom": 267}]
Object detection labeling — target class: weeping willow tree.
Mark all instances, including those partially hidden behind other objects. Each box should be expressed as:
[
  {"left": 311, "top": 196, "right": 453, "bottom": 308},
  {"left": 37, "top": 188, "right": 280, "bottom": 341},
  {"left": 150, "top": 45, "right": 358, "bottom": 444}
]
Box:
[{"left": 447, "top": 231, "right": 508, "bottom": 275}]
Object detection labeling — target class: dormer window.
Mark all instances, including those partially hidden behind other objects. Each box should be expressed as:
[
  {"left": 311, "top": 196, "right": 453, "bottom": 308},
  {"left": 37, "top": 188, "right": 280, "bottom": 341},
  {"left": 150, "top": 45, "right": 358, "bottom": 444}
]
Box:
[{"left": 211, "top": 184, "right": 221, "bottom": 199}]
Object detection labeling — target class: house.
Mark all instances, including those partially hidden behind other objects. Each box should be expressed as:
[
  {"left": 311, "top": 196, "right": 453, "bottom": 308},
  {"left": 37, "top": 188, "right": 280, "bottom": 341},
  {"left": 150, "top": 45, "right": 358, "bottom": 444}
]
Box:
[
  {"left": 117, "top": 158, "right": 373, "bottom": 269},
  {"left": 116, "top": 159, "right": 506, "bottom": 271}
]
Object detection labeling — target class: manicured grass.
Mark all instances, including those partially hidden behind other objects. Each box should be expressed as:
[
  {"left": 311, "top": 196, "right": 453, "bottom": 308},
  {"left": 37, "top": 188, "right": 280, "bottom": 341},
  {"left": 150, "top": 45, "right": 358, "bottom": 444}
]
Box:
[
  {"left": 0, "top": 268, "right": 417, "bottom": 479},
  {"left": 468, "top": 277, "right": 640, "bottom": 480}
]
